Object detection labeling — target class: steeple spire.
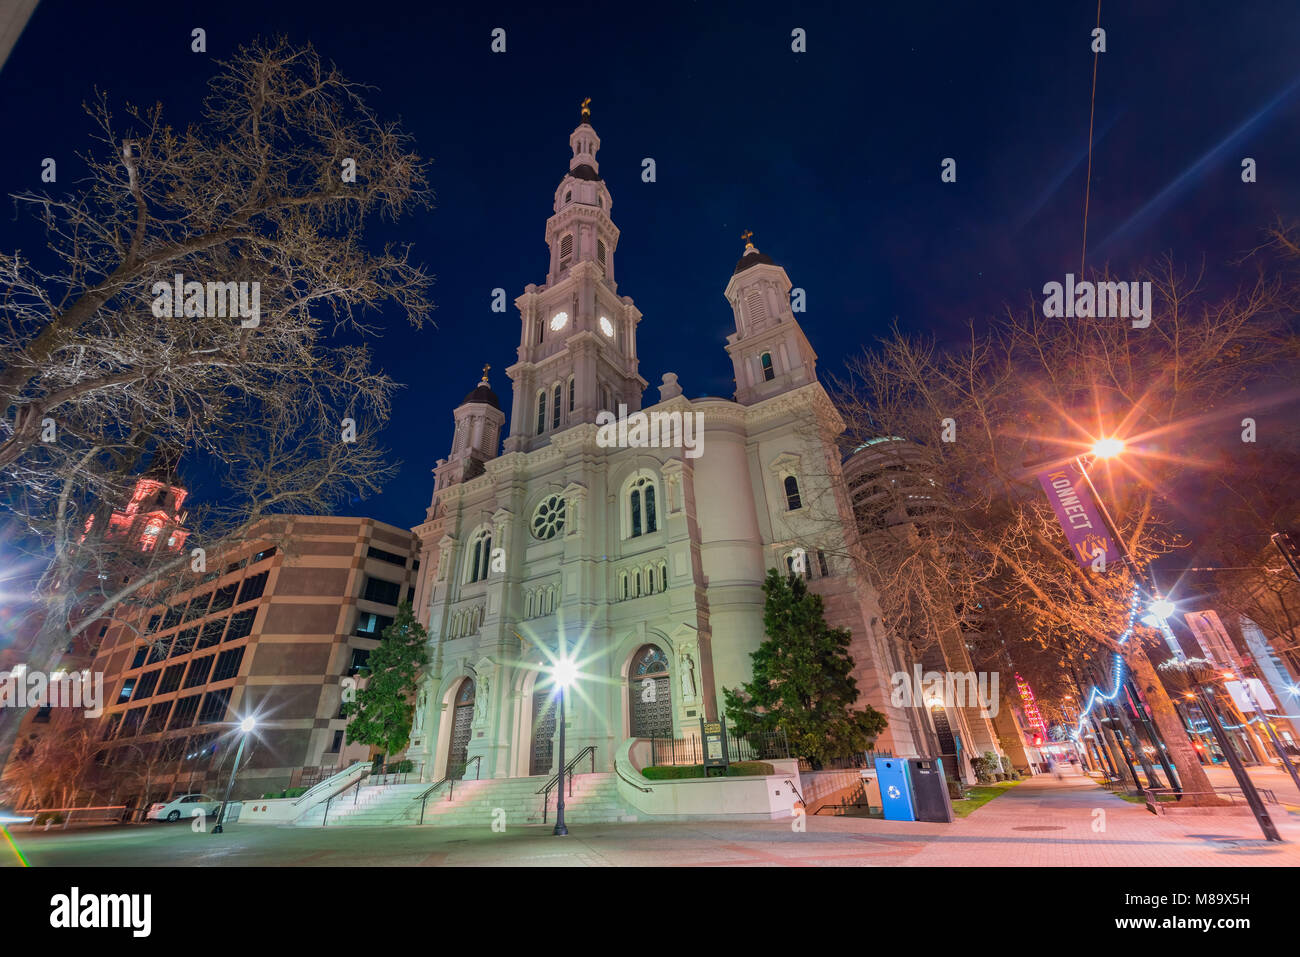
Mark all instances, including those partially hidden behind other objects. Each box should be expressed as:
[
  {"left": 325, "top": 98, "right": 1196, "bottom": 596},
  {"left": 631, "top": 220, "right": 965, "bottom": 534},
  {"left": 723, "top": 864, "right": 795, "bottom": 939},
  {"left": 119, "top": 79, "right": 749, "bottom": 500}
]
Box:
[{"left": 580, "top": 96, "right": 591, "bottom": 124}]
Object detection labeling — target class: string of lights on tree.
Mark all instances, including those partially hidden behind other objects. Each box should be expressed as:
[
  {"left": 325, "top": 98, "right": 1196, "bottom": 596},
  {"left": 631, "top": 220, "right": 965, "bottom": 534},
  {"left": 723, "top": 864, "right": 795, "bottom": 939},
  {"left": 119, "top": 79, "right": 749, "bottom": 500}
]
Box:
[{"left": 1068, "top": 582, "right": 1141, "bottom": 744}]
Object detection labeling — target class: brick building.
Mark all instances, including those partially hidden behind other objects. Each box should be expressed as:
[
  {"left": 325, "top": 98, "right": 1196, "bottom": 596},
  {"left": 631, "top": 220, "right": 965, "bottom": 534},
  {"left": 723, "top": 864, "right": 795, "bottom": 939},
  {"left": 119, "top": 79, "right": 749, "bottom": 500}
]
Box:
[{"left": 84, "top": 515, "right": 419, "bottom": 811}]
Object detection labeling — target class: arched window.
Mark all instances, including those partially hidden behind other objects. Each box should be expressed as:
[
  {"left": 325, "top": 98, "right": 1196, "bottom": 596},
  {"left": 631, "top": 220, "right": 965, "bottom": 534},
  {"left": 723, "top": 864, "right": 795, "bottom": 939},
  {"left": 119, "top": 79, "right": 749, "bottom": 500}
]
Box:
[
  {"left": 545, "top": 586, "right": 556, "bottom": 615},
  {"left": 525, "top": 591, "right": 535, "bottom": 619},
  {"left": 552, "top": 384, "right": 562, "bottom": 429},
  {"left": 620, "top": 570, "right": 629, "bottom": 600},
  {"left": 658, "top": 561, "right": 668, "bottom": 592},
  {"left": 784, "top": 475, "right": 802, "bottom": 511},
  {"left": 565, "top": 190, "right": 572, "bottom": 203},
  {"left": 630, "top": 569, "right": 641, "bottom": 598},
  {"left": 568, "top": 376, "right": 575, "bottom": 413},
  {"left": 559, "top": 234, "right": 573, "bottom": 270},
  {"left": 597, "top": 240, "right": 607, "bottom": 273},
  {"left": 536, "top": 391, "right": 546, "bottom": 435},
  {"left": 761, "top": 352, "right": 775, "bottom": 382},
  {"left": 644, "top": 565, "right": 656, "bottom": 594},
  {"left": 466, "top": 528, "right": 492, "bottom": 583},
  {"left": 627, "top": 473, "right": 658, "bottom": 538}
]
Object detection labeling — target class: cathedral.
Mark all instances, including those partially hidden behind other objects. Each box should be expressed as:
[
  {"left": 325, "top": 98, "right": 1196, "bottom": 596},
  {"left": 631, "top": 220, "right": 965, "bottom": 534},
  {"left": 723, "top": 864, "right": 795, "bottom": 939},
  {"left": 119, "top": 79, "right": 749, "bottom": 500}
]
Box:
[{"left": 406, "top": 104, "right": 925, "bottom": 781}]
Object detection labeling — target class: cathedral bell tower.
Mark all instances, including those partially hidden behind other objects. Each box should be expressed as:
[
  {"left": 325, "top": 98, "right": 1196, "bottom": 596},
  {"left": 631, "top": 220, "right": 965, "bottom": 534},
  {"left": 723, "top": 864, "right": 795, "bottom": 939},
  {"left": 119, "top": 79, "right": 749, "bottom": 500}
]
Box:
[
  {"left": 504, "top": 99, "right": 648, "bottom": 454},
  {"left": 433, "top": 366, "right": 505, "bottom": 491},
  {"left": 723, "top": 233, "right": 819, "bottom": 406}
]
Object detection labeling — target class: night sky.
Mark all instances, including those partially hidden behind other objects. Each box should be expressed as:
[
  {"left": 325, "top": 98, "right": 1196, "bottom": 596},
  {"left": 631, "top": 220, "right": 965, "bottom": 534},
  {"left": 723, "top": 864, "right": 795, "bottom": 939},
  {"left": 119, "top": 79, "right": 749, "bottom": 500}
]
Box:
[{"left": 3, "top": 1, "right": 1299, "bottom": 532}]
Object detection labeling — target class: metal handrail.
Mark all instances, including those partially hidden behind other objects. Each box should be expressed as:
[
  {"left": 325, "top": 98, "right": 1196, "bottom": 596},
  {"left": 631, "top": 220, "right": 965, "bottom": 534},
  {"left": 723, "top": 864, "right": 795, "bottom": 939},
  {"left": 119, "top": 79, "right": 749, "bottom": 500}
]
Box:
[
  {"left": 539, "top": 746, "right": 597, "bottom": 823},
  {"left": 785, "top": 779, "right": 808, "bottom": 808},
  {"left": 294, "top": 761, "right": 370, "bottom": 807},
  {"left": 413, "top": 757, "right": 481, "bottom": 824},
  {"left": 1144, "top": 786, "right": 1279, "bottom": 807},
  {"left": 321, "top": 770, "right": 371, "bottom": 827}
]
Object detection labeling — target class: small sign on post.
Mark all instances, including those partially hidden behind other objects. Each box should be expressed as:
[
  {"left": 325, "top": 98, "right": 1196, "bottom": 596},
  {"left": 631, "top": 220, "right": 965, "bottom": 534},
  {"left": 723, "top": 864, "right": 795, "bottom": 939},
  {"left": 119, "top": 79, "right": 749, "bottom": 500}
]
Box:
[{"left": 701, "top": 717, "right": 729, "bottom": 777}]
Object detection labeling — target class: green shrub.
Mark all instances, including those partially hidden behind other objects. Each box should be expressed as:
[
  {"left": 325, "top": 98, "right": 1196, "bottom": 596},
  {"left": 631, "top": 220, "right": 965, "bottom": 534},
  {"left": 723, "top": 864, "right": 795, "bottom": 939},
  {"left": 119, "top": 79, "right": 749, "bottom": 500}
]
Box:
[
  {"left": 641, "top": 761, "right": 774, "bottom": 780},
  {"left": 284, "top": 786, "right": 308, "bottom": 798}
]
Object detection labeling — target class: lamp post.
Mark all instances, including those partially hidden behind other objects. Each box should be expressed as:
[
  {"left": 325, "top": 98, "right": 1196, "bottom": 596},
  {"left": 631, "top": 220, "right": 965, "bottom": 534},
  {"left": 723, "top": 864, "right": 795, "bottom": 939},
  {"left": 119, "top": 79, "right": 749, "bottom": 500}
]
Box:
[
  {"left": 1075, "top": 441, "right": 1181, "bottom": 792},
  {"left": 212, "top": 716, "right": 256, "bottom": 835},
  {"left": 1224, "top": 669, "right": 1300, "bottom": 796},
  {"left": 551, "top": 658, "right": 577, "bottom": 837}
]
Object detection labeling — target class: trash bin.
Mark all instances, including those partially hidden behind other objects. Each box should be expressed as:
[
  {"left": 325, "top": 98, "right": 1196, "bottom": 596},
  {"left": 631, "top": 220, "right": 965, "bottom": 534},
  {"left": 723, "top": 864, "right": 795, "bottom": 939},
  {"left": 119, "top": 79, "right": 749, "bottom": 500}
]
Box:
[
  {"left": 875, "top": 757, "right": 915, "bottom": 821},
  {"left": 907, "top": 757, "right": 954, "bottom": 823}
]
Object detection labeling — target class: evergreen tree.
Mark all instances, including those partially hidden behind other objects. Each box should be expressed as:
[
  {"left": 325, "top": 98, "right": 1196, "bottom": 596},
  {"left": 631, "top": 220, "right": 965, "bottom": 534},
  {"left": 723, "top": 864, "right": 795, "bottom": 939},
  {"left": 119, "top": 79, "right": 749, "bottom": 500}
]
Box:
[
  {"left": 724, "top": 570, "right": 887, "bottom": 768},
  {"left": 342, "top": 601, "right": 430, "bottom": 760}
]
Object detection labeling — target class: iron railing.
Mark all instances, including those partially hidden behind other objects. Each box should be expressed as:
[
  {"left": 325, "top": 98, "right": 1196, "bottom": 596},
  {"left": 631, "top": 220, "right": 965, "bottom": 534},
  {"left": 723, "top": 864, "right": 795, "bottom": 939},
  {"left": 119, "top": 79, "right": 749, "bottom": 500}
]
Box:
[
  {"left": 539, "top": 746, "right": 597, "bottom": 823},
  {"left": 798, "top": 748, "right": 894, "bottom": 772},
  {"left": 17, "top": 806, "right": 128, "bottom": 829},
  {"left": 1144, "top": 786, "right": 1279, "bottom": 808},
  {"left": 413, "top": 756, "right": 481, "bottom": 824},
  {"left": 320, "top": 771, "right": 371, "bottom": 827},
  {"left": 649, "top": 729, "right": 790, "bottom": 767},
  {"left": 368, "top": 760, "right": 423, "bottom": 786}
]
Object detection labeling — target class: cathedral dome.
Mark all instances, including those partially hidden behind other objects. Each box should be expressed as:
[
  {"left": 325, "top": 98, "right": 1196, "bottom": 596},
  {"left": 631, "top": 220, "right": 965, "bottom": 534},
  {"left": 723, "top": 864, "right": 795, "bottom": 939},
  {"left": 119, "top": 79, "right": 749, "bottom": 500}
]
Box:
[
  {"left": 733, "top": 242, "right": 775, "bottom": 275},
  {"left": 461, "top": 365, "right": 500, "bottom": 409},
  {"left": 461, "top": 383, "right": 500, "bottom": 410}
]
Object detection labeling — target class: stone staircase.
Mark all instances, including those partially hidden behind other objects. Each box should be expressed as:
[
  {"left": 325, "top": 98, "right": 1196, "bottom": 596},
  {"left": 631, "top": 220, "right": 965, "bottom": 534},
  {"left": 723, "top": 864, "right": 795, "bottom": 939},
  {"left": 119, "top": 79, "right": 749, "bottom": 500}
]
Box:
[{"left": 295, "top": 772, "right": 638, "bottom": 828}]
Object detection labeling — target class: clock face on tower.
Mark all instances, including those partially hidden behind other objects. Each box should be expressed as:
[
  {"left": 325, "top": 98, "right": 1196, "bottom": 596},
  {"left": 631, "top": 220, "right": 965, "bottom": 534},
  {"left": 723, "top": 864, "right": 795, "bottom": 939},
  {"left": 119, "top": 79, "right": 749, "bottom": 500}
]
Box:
[
  {"left": 550, "top": 311, "right": 569, "bottom": 332},
  {"left": 599, "top": 316, "right": 614, "bottom": 338}
]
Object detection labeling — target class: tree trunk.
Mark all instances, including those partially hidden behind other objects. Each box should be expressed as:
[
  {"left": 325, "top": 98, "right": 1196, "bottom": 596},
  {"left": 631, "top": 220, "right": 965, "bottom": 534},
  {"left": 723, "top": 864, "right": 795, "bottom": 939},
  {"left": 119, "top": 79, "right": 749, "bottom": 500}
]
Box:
[
  {"left": 1124, "top": 644, "right": 1219, "bottom": 803},
  {"left": 0, "top": 614, "right": 70, "bottom": 781}
]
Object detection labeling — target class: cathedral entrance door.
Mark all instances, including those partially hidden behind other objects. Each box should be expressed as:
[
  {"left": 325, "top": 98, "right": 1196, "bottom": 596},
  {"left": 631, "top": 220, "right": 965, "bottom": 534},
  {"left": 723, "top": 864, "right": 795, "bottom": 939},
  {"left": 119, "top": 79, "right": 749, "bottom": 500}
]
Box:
[
  {"left": 629, "top": 644, "right": 673, "bottom": 738},
  {"left": 448, "top": 679, "right": 475, "bottom": 779},
  {"left": 530, "top": 688, "right": 557, "bottom": 776}
]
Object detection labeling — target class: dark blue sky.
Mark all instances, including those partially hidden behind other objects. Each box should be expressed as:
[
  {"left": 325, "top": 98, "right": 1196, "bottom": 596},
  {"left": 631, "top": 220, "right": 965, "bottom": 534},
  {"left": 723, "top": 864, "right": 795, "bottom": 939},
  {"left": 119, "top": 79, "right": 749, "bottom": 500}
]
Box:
[{"left": 4, "top": 1, "right": 1299, "bottom": 530}]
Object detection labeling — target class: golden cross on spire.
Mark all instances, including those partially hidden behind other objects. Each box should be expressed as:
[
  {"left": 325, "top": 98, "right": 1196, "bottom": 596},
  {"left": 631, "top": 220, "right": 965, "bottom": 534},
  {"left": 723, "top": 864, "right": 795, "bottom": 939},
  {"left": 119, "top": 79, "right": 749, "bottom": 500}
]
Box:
[
  {"left": 742, "top": 229, "right": 755, "bottom": 250},
  {"left": 580, "top": 97, "right": 591, "bottom": 121},
  {"left": 480, "top": 363, "right": 491, "bottom": 384}
]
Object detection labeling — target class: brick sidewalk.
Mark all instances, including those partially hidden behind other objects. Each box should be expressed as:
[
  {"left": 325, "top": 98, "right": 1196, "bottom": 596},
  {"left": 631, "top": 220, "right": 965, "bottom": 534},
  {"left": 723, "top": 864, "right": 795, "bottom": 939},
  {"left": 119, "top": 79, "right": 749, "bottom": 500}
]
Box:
[
  {"left": 888, "top": 768, "right": 1300, "bottom": 866},
  {"left": 8, "top": 769, "right": 1299, "bottom": 866}
]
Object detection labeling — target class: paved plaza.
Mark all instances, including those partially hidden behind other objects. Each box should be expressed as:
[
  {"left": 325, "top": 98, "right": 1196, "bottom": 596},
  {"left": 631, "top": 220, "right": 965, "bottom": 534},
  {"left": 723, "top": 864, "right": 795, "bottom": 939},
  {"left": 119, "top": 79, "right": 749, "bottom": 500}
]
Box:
[{"left": 5, "top": 768, "right": 1299, "bottom": 867}]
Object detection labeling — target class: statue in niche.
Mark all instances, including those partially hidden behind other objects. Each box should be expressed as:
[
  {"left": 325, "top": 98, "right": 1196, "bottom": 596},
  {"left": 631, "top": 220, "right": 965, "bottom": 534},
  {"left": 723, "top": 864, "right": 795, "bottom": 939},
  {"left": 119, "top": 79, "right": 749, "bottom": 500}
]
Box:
[
  {"left": 413, "top": 687, "right": 428, "bottom": 732},
  {"left": 680, "top": 650, "right": 697, "bottom": 702},
  {"left": 474, "top": 674, "right": 491, "bottom": 726}
]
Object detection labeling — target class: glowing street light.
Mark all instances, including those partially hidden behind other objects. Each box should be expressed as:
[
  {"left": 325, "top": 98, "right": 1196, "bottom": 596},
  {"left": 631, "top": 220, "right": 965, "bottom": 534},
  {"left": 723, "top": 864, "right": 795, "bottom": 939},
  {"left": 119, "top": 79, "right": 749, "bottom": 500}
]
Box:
[
  {"left": 212, "top": 715, "right": 257, "bottom": 835},
  {"left": 1150, "top": 599, "right": 1176, "bottom": 620},
  {"left": 1090, "top": 437, "right": 1125, "bottom": 459},
  {"left": 551, "top": 657, "right": 578, "bottom": 837}
]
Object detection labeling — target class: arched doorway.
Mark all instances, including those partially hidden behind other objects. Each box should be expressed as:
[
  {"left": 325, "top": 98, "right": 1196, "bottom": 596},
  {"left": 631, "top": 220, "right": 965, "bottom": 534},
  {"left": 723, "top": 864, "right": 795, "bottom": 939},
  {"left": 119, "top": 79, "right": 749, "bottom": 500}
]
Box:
[
  {"left": 447, "top": 678, "right": 475, "bottom": 779},
  {"left": 529, "top": 682, "right": 557, "bottom": 776},
  {"left": 628, "top": 644, "right": 672, "bottom": 738}
]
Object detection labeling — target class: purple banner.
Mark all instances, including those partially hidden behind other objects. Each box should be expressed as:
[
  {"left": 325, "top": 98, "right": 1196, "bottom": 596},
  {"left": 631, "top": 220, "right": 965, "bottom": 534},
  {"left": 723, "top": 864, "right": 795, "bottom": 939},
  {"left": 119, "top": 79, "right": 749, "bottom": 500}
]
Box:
[{"left": 1037, "top": 463, "right": 1121, "bottom": 569}]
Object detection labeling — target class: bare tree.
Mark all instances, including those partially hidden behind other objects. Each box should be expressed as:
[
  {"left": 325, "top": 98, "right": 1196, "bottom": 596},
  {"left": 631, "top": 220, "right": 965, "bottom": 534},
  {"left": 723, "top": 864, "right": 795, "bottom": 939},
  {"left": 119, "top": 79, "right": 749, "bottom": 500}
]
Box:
[
  {"left": 0, "top": 37, "right": 435, "bottom": 773},
  {"left": 830, "top": 253, "right": 1295, "bottom": 800}
]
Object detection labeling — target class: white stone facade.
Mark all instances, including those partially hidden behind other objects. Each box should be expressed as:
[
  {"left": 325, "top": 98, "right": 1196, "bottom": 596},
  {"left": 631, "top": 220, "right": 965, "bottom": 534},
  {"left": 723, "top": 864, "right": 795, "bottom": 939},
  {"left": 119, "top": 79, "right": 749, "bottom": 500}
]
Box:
[{"left": 405, "top": 110, "right": 922, "bottom": 781}]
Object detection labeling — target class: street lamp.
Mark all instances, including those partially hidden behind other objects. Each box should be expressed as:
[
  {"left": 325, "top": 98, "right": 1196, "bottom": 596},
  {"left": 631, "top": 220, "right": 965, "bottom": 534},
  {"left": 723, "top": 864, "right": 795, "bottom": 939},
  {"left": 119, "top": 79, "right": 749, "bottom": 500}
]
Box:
[
  {"left": 1090, "top": 437, "right": 1125, "bottom": 459},
  {"left": 1072, "top": 444, "right": 1186, "bottom": 792},
  {"left": 212, "top": 716, "right": 256, "bottom": 835},
  {"left": 551, "top": 658, "right": 578, "bottom": 837}
]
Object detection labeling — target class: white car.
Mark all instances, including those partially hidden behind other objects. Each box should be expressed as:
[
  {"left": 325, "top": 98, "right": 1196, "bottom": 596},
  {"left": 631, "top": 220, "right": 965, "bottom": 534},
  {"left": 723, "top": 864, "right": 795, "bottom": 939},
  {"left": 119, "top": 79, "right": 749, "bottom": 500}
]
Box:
[{"left": 146, "top": 793, "right": 221, "bottom": 822}]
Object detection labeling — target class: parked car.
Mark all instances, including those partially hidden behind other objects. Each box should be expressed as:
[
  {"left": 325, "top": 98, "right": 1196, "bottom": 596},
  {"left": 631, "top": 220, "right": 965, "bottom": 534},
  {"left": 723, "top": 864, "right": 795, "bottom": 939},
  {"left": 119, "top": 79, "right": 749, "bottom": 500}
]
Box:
[{"left": 146, "top": 793, "right": 221, "bottom": 822}]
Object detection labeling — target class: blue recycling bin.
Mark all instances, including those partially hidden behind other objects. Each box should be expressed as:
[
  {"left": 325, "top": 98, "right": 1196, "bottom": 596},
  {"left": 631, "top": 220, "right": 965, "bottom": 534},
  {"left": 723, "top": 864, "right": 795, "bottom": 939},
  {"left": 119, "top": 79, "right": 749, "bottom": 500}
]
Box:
[{"left": 875, "top": 757, "right": 915, "bottom": 821}]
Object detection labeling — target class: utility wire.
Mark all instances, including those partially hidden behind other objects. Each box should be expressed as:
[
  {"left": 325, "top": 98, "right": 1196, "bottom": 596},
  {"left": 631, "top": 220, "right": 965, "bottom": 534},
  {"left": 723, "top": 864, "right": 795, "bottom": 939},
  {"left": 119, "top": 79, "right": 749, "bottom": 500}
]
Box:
[{"left": 1080, "top": 0, "right": 1102, "bottom": 276}]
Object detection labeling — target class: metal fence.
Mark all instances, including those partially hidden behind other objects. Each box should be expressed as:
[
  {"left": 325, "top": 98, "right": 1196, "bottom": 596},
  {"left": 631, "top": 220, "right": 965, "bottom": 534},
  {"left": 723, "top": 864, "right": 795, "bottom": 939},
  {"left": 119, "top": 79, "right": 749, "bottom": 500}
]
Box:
[
  {"left": 649, "top": 729, "right": 790, "bottom": 767},
  {"left": 17, "top": 806, "right": 129, "bottom": 829},
  {"left": 798, "top": 749, "right": 894, "bottom": 772}
]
